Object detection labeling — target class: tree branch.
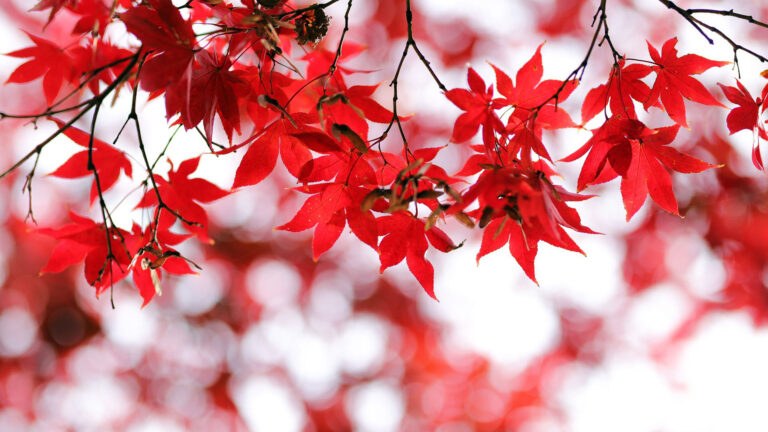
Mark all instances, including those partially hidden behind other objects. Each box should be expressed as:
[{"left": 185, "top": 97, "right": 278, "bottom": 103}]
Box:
[
  {"left": 276, "top": 0, "right": 341, "bottom": 20},
  {"left": 525, "top": 0, "right": 620, "bottom": 121},
  {"left": 686, "top": 8, "right": 768, "bottom": 30},
  {"left": 658, "top": 0, "right": 714, "bottom": 44},
  {"left": 658, "top": 0, "right": 768, "bottom": 76},
  {"left": 377, "top": 0, "right": 448, "bottom": 162},
  {"left": 325, "top": 0, "right": 353, "bottom": 89}
]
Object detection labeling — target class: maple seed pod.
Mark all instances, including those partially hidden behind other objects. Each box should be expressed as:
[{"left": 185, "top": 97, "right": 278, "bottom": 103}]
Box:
[
  {"left": 425, "top": 205, "right": 447, "bottom": 231},
  {"left": 295, "top": 7, "right": 330, "bottom": 45},
  {"left": 442, "top": 184, "right": 462, "bottom": 202},
  {"left": 361, "top": 189, "right": 387, "bottom": 212},
  {"left": 478, "top": 206, "right": 496, "bottom": 229},
  {"left": 257, "top": 95, "right": 297, "bottom": 127},
  {"left": 416, "top": 190, "right": 443, "bottom": 200},
  {"left": 454, "top": 212, "right": 475, "bottom": 228},
  {"left": 332, "top": 123, "right": 368, "bottom": 154}
]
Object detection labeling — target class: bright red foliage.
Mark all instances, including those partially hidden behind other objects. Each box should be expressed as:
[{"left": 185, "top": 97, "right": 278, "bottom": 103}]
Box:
[
  {"left": 47, "top": 118, "right": 133, "bottom": 205},
  {"left": 564, "top": 118, "right": 717, "bottom": 220},
  {"left": 642, "top": 37, "right": 729, "bottom": 127},
  {"left": 5, "top": 32, "right": 77, "bottom": 104},
  {"left": 0, "top": 0, "right": 752, "bottom": 300}
]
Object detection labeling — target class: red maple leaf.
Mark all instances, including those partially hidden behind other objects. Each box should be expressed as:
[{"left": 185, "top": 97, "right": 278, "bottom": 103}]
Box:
[
  {"left": 491, "top": 45, "right": 577, "bottom": 165},
  {"left": 70, "top": 0, "right": 111, "bottom": 35},
  {"left": 492, "top": 44, "right": 577, "bottom": 115},
  {"left": 227, "top": 112, "right": 318, "bottom": 182},
  {"left": 164, "top": 49, "right": 259, "bottom": 149},
  {"left": 5, "top": 32, "right": 77, "bottom": 104},
  {"left": 276, "top": 182, "right": 378, "bottom": 260},
  {"left": 70, "top": 39, "right": 136, "bottom": 97},
  {"left": 580, "top": 59, "right": 657, "bottom": 123},
  {"left": 477, "top": 216, "right": 540, "bottom": 282},
  {"left": 445, "top": 67, "right": 505, "bottom": 155},
  {"left": 185, "top": 50, "right": 247, "bottom": 147},
  {"left": 136, "top": 156, "right": 229, "bottom": 243},
  {"left": 344, "top": 84, "right": 396, "bottom": 123},
  {"left": 30, "top": 0, "right": 75, "bottom": 26},
  {"left": 377, "top": 211, "right": 459, "bottom": 300},
  {"left": 372, "top": 146, "right": 452, "bottom": 190},
  {"left": 121, "top": 0, "right": 197, "bottom": 93},
  {"left": 262, "top": 119, "right": 382, "bottom": 260},
  {"left": 293, "top": 122, "right": 386, "bottom": 187},
  {"left": 40, "top": 210, "right": 195, "bottom": 306},
  {"left": 642, "top": 37, "right": 728, "bottom": 127},
  {"left": 47, "top": 118, "right": 133, "bottom": 205},
  {"left": 38, "top": 211, "right": 132, "bottom": 292},
  {"left": 447, "top": 165, "right": 594, "bottom": 283},
  {"left": 314, "top": 87, "right": 395, "bottom": 141},
  {"left": 303, "top": 42, "right": 367, "bottom": 90},
  {"left": 564, "top": 118, "right": 718, "bottom": 220},
  {"left": 231, "top": 123, "right": 282, "bottom": 188},
  {"left": 719, "top": 80, "right": 768, "bottom": 169}
]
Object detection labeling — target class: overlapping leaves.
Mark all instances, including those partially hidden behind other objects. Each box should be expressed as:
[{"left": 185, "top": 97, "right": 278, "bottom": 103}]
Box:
[{"left": 5, "top": 0, "right": 753, "bottom": 305}]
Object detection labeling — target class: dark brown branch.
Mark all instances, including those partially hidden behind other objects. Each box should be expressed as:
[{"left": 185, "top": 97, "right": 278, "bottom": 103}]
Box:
[
  {"left": 87, "top": 100, "right": 130, "bottom": 297},
  {"left": 0, "top": 51, "right": 141, "bottom": 304},
  {"left": 122, "top": 57, "right": 203, "bottom": 246},
  {"left": 151, "top": 125, "right": 182, "bottom": 172},
  {"left": 686, "top": 8, "right": 768, "bottom": 30},
  {"left": 403, "top": 0, "right": 446, "bottom": 92},
  {"left": 658, "top": 0, "right": 768, "bottom": 76},
  {"left": 658, "top": 0, "right": 714, "bottom": 44},
  {"left": 526, "top": 0, "right": 620, "bottom": 120},
  {"left": 378, "top": 0, "right": 448, "bottom": 162},
  {"left": 276, "top": 0, "right": 341, "bottom": 20},
  {"left": 22, "top": 150, "right": 42, "bottom": 223},
  {"left": 694, "top": 19, "right": 768, "bottom": 76},
  {"left": 1, "top": 52, "right": 141, "bottom": 236},
  {"left": 325, "top": 0, "right": 353, "bottom": 86},
  {"left": 194, "top": 126, "right": 226, "bottom": 150}
]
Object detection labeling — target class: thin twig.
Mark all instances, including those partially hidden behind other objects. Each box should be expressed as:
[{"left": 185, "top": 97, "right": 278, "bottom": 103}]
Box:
[
  {"left": 87, "top": 100, "right": 130, "bottom": 295},
  {"left": 122, "top": 57, "right": 203, "bottom": 245},
  {"left": 275, "top": 0, "right": 341, "bottom": 20},
  {"left": 686, "top": 8, "right": 768, "bottom": 30},
  {"left": 378, "top": 0, "right": 448, "bottom": 162},
  {"left": 658, "top": 0, "right": 768, "bottom": 77},
  {"left": 22, "top": 150, "right": 42, "bottom": 223},
  {"left": 658, "top": 0, "right": 714, "bottom": 44},
  {"left": 325, "top": 0, "right": 353, "bottom": 91},
  {"left": 537, "top": 0, "right": 619, "bottom": 111}
]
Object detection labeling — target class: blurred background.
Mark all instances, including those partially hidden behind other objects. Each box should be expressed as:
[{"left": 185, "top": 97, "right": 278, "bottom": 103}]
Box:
[{"left": 2, "top": 0, "right": 768, "bottom": 431}]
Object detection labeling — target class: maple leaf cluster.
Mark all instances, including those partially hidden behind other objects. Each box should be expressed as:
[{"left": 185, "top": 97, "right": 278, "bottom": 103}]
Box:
[
  {"left": 442, "top": 38, "right": 731, "bottom": 282},
  {"left": 1, "top": 0, "right": 767, "bottom": 304}
]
